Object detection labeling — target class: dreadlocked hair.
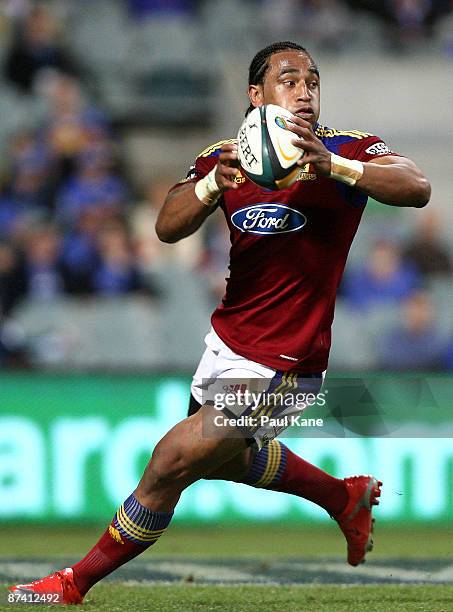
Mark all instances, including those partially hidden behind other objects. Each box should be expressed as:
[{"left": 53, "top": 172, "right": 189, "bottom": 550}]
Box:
[{"left": 246, "top": 41, "right": 309, "bottom": 116}]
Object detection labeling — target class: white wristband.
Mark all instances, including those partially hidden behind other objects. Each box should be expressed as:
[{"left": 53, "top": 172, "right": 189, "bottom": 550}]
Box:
[
  {"left": 194, "top": 167, "right": 222, "bottom": 207},
  {"left": 330, "top": 153, "right": 364, "bottom": 186}
]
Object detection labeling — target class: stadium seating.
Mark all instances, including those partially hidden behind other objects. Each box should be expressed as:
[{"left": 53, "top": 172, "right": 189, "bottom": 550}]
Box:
[{"left": 13, "top": 296, "right": 164, "bottom": 368}]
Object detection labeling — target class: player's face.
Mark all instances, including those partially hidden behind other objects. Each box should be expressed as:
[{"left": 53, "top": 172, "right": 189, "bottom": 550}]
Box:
[{"left": 248, "top": 50, "right": 320, "bottom": 125}]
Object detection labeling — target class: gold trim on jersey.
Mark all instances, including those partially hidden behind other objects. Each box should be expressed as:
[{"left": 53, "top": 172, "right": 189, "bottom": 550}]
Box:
[
  {"left": 315, "top": 125, "right": 373, "bottom": 140},
  {"left": 198, "top": 128, "right": 371, "bottom": 161},
  {"left": 198, "top": 139, "right": 237, "bottom": 158}
]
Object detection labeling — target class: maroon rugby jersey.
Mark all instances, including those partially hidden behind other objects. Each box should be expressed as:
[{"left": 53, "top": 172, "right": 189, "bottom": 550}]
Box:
[{"left": 174, "top": 125, "right": 399, "bottom": 373}]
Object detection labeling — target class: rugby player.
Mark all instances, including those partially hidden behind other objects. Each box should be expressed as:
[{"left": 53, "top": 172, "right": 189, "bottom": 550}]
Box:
[{"left": 10, "top": 41, "right": 430, "bottom": 604}]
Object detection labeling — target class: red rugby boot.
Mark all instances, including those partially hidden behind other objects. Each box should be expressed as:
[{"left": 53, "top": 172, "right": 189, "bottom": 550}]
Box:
[
  {"left": 334, "top": 475, "right": 382, "bottom": 566},
  {"left": 8, "top": 567, "right": 83, "bottom": 605}
]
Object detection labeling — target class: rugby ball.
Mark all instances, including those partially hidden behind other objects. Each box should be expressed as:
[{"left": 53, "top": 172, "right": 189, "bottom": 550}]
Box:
[{"left": 237, "top": 104, "right": 303, "bottom": 190}]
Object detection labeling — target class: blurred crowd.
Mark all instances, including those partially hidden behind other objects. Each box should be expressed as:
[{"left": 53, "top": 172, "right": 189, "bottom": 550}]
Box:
[
  {"left": 1, "top": 0, "right": 452, "bottom": 62},
  {"left": 0, "top": 64, "right": 160, "bottom": 301},
  {"left": 0, "top": 5, "right": 163, "bottom": 364},
  {"left": 261, "top": 0, "right": 453, "bottom": 53},
  {"left": 0, "top": 1, "right": 452, "bottom": 370},
  {"left": 339, "top": 219, "right": 453, "bottom": 370}
]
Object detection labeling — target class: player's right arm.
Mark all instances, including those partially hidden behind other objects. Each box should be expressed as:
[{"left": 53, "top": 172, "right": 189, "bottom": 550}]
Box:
[{"left": 156, "top": 144, "right": 239, "bottom": 243}]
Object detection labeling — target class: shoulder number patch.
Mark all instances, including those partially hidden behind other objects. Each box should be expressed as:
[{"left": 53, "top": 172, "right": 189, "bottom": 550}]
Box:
[{"left": 365, "top": 142, "right": 392, "bottom": 155}]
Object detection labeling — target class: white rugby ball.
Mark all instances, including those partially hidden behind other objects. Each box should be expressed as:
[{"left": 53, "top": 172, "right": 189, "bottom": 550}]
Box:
[{"left": 237, "top": 104, "right": 303, "bottom": 190}]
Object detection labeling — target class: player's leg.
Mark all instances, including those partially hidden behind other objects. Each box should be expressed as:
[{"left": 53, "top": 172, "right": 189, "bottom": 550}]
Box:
[
  {"left": 206, "top": 439, "right": 382, "bottom": 566},
  {"left": 189, "top": 393, "right": 348, "bottom": 515},
  {"left": 189, "top": 393, "right": 348, "bottom": 511},
  {"left": 205, "top": 441, "right": 349, "bottom": 514},
  {"left": 188, "top": 393, "right": 382, "bottom": 566},
  {"left": 9, "top": 404, "right": 247, "bottom": 602}
]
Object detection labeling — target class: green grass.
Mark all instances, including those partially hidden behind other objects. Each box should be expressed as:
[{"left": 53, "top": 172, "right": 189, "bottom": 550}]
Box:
[
  {"left": 0, "top": 524, "right": 452, "bottom": 559},
  {"left": 2, "top": 585, "right": 453, "bottom": 612},
  {"left": 2, "top": 526, "right": 453, "bottom": 611}
]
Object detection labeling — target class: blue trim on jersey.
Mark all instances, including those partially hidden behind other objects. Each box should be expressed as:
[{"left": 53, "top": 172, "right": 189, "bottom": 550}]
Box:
[
  {"left": 206, "top": 148, "right": 222, "bottom": 158},
  {"left": 321, "top": 135, "right": 359, "bottom": 154}
]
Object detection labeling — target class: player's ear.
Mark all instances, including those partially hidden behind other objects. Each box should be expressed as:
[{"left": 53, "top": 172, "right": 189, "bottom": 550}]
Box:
[{"left": 248, "top": 84, "right": 264, "bottom": 108}]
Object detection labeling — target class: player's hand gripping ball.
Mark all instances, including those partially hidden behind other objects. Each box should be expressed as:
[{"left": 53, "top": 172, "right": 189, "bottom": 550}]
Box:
[{"left": 237, "top": 104, "right": 304, "bottom": 190}]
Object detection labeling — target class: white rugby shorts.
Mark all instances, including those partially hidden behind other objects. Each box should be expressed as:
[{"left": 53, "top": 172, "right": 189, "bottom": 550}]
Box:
[{"left": 191, "top": 328, "right": 325, "bottom": 450}]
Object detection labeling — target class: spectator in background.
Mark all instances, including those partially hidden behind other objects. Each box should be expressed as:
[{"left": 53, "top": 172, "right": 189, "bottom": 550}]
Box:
[
  {"left": 8, "top": 130, "right": 55, "bottom": 215},
  {"left": 23, "top": 224, "right": 67, "bottom": 301},
  {"left": 56, "top": 141, "right": 128, "bottom": 230},
  {"left": 376, "top": 290, "right": 446, "bottom": 369},
  {"left": 0, "top": 179, "right": 29, "bottom": 241},
  {"left": 342, "top": 238, "right": 421, "bottom": 310},
  {"left": 38, "top": 73, "right": 110, "bottom": 180},
  {"left": 403, "top": 211, "right": 453, "bottom": 278},
  {"left": 0, "top": 131, "right": 54, "bottom": 242},
  {"left": 92, "top": 219, "right": 154, "bottom": 296},
  {"left": 23, "top": 222, "right": 99, "bottom": 299},
  {"left": 3, "top": 4, "right": 79, "bottom": 94},
  {"left": 60, "top": 209, "right": 100, "bottom": 295}
]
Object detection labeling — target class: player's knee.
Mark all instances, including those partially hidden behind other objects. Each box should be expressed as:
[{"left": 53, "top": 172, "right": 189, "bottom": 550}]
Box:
[
  {"left": 146, "top": 445, "right": 194, "bottom": 492},
  {"left": 204, "top": 447, "right": 253, "bottom": 481}
]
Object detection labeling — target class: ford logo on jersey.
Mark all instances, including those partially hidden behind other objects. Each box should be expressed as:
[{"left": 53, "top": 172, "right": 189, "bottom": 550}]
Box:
[{"left": 231, "top": 203, "right": 307, "bottom": 235}]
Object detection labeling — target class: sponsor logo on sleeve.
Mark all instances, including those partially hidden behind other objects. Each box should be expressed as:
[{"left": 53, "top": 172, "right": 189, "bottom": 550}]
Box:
[
  {"left": 231, "top": 203, "right": 307, "bottom": 235},
  {"left": 234, "top": 169, "right": 246, "bottom": 184},
  {"left": 365, "top": 142, "right": 393, "bottom": 156},
  {"left": 296, "top": 162, "right": 317, "bottom": 181}
]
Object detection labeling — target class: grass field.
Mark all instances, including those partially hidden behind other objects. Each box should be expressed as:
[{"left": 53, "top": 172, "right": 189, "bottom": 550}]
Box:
[
  {"left": 0, "top": 524, "right": 452, "bottom": 558},
  {"left": 3, "top": 585, "right": 453, "bottom": 611},
  {"left": 1, "top": 525, "right": 453, "bottom": 611}
]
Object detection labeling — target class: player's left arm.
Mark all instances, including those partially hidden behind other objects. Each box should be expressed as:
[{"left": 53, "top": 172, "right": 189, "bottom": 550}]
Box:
[
  {"left": 289, "top": 117, "right": 431, "bottom": 208},
  {"left": 352, "top": 155, "right": 431, "bottom": 208}
]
